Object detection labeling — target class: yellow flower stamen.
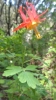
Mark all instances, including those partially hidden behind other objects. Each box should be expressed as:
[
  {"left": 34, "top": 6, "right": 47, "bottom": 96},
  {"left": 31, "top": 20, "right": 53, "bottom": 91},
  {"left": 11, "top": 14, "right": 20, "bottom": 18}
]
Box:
[
  {"left": 33, "top": 26, "right": 42, "bottom": 39},
  {"left": 32, "top": 21, "right": 36, "bottom": 25}
]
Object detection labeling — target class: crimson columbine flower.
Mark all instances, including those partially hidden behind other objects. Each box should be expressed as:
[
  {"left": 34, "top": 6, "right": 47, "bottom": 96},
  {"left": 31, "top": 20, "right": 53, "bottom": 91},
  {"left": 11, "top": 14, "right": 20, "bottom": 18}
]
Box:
[{"left": 13, "top": 2, "right": 48, "bottom": 39}]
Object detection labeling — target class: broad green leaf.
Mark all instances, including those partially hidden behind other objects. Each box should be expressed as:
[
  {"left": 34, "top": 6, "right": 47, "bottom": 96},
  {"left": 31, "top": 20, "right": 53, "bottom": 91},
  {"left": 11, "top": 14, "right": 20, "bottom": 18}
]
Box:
[
  {"left": 18, "top": 72, "right": 27, "bottom": 83},
  {"left": 3, "top": 66, "right": 22, "bottom": 77},
  {"left": 18, "top": 71, "right": 39, "bottom": 89},
  {"left": 25, "top": 65, "right": 37, "bottom": 71},
  {"left": 27, "top": 74, "right": 38, "bottom": 89}
]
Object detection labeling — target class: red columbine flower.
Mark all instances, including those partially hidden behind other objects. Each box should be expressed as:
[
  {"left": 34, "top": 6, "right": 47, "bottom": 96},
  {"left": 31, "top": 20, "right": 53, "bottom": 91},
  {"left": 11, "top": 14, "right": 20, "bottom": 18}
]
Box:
[{"left": 13, "top": 2, "right": 48, "bottom": 39}]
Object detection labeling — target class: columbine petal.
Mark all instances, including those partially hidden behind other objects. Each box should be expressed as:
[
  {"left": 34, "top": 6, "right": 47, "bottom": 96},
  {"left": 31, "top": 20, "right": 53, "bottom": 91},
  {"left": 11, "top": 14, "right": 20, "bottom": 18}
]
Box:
[
  {"left": 38, "top": 9, "right": 48, "bottom": 17},
  {"left": 40, "top": 18, "right": 46, "bottom": 22},
  {"left": 13, "top": 2, "right": 48, "bottom": 39},
  {"left": 18, "top": 6, "right": 27, "bottom": 22},
  {"left": 13, "top": 22, "right": 28, "bottom": 32},
  {"left": 26, "top": 2, "right": 38, "bottom": 18}
]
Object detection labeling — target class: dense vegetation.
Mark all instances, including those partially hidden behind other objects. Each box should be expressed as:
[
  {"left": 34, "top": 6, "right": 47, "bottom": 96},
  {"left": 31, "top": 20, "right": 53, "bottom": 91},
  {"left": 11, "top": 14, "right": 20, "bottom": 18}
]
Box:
[{"left": 0, "top": 0, "right": 56, "bottom": 100}]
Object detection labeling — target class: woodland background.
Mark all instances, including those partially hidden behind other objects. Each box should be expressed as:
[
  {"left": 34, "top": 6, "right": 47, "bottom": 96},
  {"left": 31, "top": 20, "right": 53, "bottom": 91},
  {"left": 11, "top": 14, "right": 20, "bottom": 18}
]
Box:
[{"left": 0, "top": 0, "right": 56, "bottom": 100}]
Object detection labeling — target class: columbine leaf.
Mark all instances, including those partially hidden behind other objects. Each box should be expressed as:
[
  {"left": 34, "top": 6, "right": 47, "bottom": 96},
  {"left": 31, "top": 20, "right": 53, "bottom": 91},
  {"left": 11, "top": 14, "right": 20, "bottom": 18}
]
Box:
[
  {"left": 18, "top": 71, "right": 38, "bottom": 89},
  {"left": 25, "top": 65, "right": 37, "bottom": 71},
  {"left": 3, "top": 66, "right": 22, "bottom": 77},
  {"left": 18, "top": 72, "right": 27, "bottom": 83},
  {"left": 26, "top": 72, "right": 38, "bottom": 89}
]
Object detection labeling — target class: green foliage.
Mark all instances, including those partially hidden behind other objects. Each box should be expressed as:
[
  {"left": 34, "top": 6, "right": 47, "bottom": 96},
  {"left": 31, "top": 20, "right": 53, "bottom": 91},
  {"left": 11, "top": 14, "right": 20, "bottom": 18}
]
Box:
[
  {"left": 0, "top": 29, "right": 56, "bottom": 100},
  {"left": 3, "top": 65, "right": 40, "bottom": 89},
  {"left": 3, "top": 66, "right": 22, "bottom": 76}
]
